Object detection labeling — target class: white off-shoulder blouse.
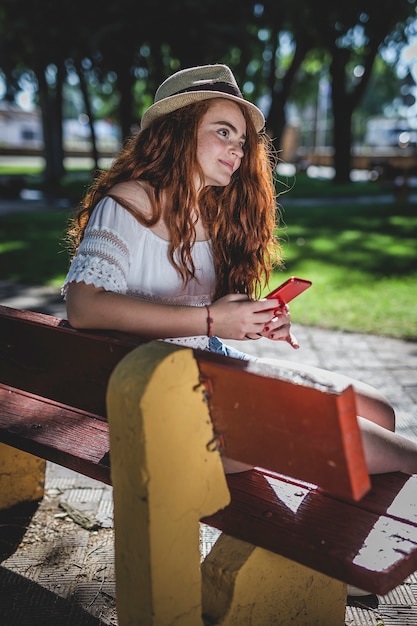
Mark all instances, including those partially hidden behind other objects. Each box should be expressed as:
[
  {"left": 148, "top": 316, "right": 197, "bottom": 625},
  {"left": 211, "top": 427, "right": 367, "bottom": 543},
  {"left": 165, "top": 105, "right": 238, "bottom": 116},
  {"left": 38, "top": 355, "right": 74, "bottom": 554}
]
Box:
[{"left": 62, "top": 196, "right": 216, "bottom": 349}]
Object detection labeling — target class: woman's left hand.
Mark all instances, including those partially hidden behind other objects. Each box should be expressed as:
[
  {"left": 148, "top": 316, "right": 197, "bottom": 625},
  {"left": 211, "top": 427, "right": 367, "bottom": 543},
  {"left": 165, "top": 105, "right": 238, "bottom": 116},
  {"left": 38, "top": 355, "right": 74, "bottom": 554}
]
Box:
[{"left": 258, "top": 304, "right": 299, "bottom": 349}]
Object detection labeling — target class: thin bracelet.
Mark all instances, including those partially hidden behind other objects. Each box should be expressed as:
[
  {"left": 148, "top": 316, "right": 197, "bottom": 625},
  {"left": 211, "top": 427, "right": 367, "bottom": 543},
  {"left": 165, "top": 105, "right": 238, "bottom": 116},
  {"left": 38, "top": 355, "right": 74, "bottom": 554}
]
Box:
[{"left": 205, "top": 304, "right": 214, "bottom": 338}]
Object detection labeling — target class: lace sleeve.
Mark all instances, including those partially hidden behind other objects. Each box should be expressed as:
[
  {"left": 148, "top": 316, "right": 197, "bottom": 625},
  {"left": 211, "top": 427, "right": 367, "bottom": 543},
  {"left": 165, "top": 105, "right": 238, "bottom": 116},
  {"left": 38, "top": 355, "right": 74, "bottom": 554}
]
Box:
[{"left": 62, "top": 202, "right": 132, "bottom": 298}]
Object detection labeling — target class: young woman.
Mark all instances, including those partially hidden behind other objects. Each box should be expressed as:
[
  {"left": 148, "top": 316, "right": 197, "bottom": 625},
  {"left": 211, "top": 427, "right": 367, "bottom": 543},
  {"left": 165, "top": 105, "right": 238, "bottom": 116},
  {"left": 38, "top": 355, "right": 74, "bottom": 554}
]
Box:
[{"left": 63, "top": 63, "right": 417, "bottom": 477}]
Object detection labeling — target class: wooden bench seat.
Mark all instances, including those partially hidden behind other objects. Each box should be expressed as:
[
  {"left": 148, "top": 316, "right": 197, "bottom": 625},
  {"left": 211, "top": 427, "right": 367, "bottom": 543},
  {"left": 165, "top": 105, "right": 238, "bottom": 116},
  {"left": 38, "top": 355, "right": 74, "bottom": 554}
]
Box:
[
  {"left": 205, "top": 470, "right": 417, "bottom": 596},
  {"left": 0, "top": 383, "right": 111, "bottom": 483},
  {"left": 2, "top": 303, "right": 417, "bottom": 625}
]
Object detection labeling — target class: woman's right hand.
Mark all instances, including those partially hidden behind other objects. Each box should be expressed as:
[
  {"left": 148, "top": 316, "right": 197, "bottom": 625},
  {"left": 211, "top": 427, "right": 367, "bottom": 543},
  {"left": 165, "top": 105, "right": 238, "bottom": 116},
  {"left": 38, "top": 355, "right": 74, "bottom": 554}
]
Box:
[{"left": 210, "top": 293, "right": 280, "bottom": 340}]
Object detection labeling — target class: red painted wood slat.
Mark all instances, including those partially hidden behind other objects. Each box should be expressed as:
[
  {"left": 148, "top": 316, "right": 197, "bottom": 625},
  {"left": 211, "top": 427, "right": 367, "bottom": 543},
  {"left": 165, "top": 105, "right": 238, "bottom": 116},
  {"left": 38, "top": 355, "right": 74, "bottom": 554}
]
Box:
[
  {"left": 0, "top": 383, "right": 110, "bottom": 484},
  {"left": 203, "top": 469, "right": 417, "bottom": 595},
  {"left": 197, "top": 355, "right": 371, "bottom": 501}
]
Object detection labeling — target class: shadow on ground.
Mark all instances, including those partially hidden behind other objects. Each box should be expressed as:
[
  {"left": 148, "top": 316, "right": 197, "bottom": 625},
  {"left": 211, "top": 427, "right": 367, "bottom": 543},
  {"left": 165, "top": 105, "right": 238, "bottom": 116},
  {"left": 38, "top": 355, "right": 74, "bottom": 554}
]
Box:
[{"left": 0, "top": 566, "right": 108, "bottom": 626}]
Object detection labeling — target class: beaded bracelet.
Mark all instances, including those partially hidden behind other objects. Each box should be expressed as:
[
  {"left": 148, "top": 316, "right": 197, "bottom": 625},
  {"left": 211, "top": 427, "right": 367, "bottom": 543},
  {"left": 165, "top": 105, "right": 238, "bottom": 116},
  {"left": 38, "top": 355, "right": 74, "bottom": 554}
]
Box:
[{"left": 205, "top": 304, "right": 214, "bottom": 338}]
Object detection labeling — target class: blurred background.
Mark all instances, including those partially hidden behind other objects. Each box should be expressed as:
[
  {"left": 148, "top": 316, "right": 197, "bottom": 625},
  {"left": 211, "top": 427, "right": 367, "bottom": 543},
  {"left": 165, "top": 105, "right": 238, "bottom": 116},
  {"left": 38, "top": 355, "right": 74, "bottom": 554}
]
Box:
[{"left": 0, "top": 0, "right": 416, "bottom": 340}]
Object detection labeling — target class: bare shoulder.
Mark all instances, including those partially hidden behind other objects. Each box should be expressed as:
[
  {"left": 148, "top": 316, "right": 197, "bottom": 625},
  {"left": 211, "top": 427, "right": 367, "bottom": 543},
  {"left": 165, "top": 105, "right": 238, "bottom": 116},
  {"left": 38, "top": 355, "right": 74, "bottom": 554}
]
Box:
[{"left": 108, "top": 180, "right": 154, "bottom": 220}]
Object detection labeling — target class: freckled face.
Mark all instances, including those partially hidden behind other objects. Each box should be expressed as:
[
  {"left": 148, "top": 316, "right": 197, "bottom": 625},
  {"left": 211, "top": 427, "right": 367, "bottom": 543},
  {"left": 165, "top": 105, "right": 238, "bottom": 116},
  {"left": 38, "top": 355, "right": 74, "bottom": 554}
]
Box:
[{"left": 196, "top": 100, "right": 247, "bottom": 188}]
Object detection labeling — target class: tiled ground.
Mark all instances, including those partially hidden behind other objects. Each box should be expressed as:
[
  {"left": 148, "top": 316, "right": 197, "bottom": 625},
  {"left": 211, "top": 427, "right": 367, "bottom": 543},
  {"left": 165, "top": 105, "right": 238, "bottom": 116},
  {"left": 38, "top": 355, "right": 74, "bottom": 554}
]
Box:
[{"left": 1, "top": 461, "right": 417, "bottom": 625}]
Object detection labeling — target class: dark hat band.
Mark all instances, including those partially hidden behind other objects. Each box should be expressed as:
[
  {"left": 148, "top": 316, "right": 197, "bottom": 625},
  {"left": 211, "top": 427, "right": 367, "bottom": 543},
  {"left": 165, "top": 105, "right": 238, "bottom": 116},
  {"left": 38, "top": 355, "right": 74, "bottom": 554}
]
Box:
[{"left": 171, "top": 81, "right": 243, "bottom": 99}]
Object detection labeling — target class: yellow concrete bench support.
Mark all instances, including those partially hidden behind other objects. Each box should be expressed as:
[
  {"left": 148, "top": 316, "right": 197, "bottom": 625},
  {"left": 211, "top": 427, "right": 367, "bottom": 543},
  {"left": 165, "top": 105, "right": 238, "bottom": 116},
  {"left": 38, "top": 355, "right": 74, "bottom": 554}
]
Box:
[
  {"left": 202, "top": 534, "right": 346, "bottom": 625},
  {"left": 107, "top": 342, "right": 346, "bottom": 626},
  {"left": 0, "top": 442, "right": 45, "bottom": 510},
  {"left": 107, "top": 341, "right": 230, "bottom": 626}
]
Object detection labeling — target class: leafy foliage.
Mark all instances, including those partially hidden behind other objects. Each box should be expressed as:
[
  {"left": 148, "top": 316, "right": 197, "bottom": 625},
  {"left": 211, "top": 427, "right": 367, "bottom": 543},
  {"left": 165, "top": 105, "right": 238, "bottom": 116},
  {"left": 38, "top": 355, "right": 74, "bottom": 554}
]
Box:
[{"left": 0, "top": 0, "right": 416, "bottom": 185}]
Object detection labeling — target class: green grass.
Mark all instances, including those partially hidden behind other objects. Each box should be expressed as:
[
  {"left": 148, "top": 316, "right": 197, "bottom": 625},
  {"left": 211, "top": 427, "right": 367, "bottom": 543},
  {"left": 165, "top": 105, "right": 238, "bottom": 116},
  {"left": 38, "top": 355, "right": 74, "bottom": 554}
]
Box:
[
  {"left": 268, "top": 198, "right": 417, "bottom": 340},
  {"left": 0, "top": 169, "right": 416, "bottom": 340},
  {"left": 0, "top": 209, "right": 72, "bottom": 287}
]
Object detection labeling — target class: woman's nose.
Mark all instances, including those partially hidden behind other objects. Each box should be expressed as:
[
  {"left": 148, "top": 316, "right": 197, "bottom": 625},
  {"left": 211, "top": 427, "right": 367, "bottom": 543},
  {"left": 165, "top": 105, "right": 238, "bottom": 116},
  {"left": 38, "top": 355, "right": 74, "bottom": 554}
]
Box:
[{"left": 229, "top": 139, "right": 244, "bottom": 158}]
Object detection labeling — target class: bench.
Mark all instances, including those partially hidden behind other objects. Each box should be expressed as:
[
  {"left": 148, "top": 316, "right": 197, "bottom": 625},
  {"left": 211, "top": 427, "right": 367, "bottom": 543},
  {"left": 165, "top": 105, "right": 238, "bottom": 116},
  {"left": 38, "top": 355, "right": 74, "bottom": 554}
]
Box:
[{"left": 1, "top": 303, "right": 417, "bottom": 625}]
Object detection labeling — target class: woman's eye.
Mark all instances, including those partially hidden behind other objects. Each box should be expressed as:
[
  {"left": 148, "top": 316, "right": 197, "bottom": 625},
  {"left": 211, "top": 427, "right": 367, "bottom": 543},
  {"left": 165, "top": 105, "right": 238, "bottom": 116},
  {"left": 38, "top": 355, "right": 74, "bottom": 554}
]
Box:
[{"left": 217, "top": 128, "right": 245, "bottom": 150}]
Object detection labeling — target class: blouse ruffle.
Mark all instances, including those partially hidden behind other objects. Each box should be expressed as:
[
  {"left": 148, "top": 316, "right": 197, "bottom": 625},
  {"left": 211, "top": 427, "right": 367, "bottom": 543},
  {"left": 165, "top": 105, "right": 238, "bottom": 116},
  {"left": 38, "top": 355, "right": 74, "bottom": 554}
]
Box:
[{"left": 62, "top": 227, "right": 130, "bottom": 297}]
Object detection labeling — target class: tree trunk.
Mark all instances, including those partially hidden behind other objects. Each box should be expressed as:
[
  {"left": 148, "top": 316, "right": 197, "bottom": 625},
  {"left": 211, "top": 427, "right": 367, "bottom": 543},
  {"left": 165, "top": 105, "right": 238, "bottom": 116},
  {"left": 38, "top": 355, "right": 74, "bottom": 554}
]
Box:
[
  {"left": 267, "top": 38, "right": 310, "bottom": 152},
  {"left": 117, "top": 64, "right": 136, "bottom": 141},
  {"left": 75, "top": 60, "right": 99, "bottom": 171},
  {"left": 329, "top": 52, "right": 353, "bottom": 184},
  {"left": 37, "top": 65, "right": 65, "bottom": 193}
]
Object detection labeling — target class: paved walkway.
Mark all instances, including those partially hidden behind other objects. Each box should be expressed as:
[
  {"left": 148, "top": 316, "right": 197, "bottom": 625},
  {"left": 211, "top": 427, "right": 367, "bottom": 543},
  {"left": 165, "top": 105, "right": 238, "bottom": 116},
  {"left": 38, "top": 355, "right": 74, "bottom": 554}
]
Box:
[{"left": 0, "top": 285, "right": 416, "bottom": 625}]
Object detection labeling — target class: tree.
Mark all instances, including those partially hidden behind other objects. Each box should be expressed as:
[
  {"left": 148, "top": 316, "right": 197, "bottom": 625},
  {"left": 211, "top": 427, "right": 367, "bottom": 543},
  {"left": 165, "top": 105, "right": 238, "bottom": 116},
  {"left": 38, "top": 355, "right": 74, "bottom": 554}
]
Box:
[
  {"left": 2, "top": 0, "right": 415, "bottom": 187},
  {"left": 307, "top": 0, "right": 417, "bottom": 182},
  {"left": 0, "top": 0, "right": 89, "bottom": 189},
  {"left": 254, "top": 0, "right": 417, "bottom": 181},
  {"left": 255, "top": 0, "right": 316, "bottom": 147}
]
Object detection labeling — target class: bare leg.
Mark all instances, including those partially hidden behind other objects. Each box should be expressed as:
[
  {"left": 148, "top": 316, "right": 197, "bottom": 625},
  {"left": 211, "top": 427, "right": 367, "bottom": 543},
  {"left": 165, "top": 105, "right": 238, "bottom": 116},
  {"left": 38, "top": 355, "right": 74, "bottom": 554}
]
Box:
[
  {"left": 258, "top": 357, "right": 416, "bottom": 475},
  {"left": 358, "top": 416, "right": 417, "bottom": 474},
  {"left": 351, "top": 383, "right": 395, "bottom": 431}
]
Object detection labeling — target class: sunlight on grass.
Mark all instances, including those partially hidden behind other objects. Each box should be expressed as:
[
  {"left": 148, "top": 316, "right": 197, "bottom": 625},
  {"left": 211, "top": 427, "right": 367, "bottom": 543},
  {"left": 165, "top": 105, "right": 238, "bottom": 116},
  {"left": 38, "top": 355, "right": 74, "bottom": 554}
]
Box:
[
  {"left": 272, "top": 191, "right": 417, "bottom": 339},
  {"left": 273, "top": 265, "right": 417, "bottom": 340},
  {"left": 0, "top": 241, "right": 26, "bottom": 253},
  {"left": 389, "top": 214, "right": 417, "bottom": 233}
]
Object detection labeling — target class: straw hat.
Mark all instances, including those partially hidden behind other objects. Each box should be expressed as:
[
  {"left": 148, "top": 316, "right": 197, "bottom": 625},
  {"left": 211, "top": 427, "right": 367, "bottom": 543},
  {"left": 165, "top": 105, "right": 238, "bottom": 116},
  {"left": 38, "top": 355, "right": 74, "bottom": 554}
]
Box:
[{"left": 140, "top": 64, "right": 265, "bottom": 132}]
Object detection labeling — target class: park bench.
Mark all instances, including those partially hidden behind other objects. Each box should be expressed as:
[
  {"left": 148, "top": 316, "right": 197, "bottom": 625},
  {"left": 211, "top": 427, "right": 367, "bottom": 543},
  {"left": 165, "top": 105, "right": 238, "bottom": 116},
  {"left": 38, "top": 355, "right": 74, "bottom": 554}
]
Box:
[{"left": 1, "top": 303, "right": 417, "bottom": 625}]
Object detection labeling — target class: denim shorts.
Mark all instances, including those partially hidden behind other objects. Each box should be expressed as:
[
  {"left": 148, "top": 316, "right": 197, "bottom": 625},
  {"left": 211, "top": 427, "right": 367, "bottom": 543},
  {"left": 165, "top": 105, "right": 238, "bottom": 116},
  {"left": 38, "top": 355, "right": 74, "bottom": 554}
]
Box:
[{"left": 207, "top": 336, "right": 255, "bottom": 361}]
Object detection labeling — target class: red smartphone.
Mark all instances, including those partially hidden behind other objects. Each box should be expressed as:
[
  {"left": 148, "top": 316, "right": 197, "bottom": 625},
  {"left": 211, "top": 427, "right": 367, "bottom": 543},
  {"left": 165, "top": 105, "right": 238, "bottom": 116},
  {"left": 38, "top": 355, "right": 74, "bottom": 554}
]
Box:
[{"left": 266, "top": 276, "right": 312, "bottom": 306}]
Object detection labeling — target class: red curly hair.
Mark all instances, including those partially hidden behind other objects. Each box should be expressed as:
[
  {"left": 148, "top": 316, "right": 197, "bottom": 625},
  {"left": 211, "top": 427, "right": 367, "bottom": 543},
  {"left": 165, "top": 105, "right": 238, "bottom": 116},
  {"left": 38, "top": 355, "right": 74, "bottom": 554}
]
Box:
[{"left": 67, "top": 98, "right": 282, "bottom": 300}]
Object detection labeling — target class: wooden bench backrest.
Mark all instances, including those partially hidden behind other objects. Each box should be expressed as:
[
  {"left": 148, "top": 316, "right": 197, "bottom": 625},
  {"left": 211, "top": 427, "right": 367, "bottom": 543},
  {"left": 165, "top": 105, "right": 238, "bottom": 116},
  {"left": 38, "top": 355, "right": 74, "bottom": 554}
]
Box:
[
  {"left": 0, "top": 304, "right": 144, "bottom": 417},
  {"left": 0, "top": 305, "right": 371, "bottom": 500},
  {"left": 197, "top": 353, "right": 371, "bottom": 501}
]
